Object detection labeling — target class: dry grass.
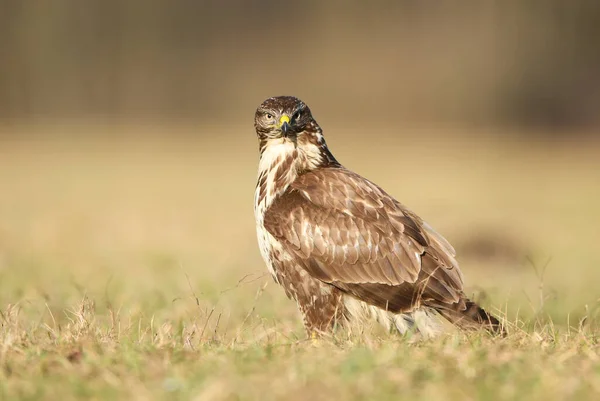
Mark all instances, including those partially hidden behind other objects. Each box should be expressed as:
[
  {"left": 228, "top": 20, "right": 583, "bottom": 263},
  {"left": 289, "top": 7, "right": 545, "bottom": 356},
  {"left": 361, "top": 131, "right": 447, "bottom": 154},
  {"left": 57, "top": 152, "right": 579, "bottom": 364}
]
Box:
[{"left": 1, "top": 123, "right": 599, "bottom": 400}]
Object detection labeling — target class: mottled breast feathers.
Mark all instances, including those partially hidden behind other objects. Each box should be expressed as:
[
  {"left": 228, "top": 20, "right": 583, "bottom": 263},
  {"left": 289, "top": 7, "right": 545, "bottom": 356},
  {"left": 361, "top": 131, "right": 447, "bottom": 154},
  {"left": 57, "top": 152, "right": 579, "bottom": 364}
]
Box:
[{"left": 263, "top": 167, "right": 465, "bottom": 313}]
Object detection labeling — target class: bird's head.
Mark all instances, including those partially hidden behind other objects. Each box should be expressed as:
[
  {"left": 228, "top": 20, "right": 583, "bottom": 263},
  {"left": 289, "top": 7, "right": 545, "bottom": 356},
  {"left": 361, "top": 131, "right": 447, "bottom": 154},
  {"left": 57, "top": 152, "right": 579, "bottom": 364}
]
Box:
[
  {"left": 254, "top": 96, "right": 339, "bottom": 170},
  {"left": 254, "top": 96, "right": 315, "bottom": 143}
]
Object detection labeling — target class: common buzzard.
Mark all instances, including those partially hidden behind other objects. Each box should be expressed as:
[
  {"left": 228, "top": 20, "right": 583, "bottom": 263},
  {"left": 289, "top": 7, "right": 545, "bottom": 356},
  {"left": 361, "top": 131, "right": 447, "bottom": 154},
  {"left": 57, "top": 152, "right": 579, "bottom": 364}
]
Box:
[{"left": 253, "top": 96, "right": 502, "bottom": 337}]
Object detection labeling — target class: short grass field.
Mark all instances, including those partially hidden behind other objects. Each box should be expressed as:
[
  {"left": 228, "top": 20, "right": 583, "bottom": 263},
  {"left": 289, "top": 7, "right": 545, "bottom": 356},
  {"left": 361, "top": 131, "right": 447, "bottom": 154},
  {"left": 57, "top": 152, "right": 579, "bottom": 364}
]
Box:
[{"left": 1, "top": 123, "right": 600, "bottom": 400}]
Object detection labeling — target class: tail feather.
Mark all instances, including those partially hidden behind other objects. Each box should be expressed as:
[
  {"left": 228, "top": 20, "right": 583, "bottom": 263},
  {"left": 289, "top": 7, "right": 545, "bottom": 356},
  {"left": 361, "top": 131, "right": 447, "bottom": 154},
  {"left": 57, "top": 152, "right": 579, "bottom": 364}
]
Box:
[{"left": 434, "top": 298, "right": 504, "bottom": 335}]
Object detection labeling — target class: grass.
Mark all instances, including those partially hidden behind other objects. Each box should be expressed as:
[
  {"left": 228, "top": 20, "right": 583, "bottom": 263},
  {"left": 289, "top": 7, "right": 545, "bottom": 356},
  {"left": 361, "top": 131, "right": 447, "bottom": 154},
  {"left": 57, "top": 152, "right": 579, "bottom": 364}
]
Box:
[{"left": 1, "top": 123, "right": 600, "bottom": 400}]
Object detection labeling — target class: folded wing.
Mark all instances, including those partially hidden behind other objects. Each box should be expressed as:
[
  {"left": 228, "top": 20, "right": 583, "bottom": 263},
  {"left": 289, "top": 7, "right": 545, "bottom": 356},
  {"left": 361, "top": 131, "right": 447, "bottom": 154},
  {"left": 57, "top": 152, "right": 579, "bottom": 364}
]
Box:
[{"left": 263, "top": 168, "right": 465, "bottom": 313}]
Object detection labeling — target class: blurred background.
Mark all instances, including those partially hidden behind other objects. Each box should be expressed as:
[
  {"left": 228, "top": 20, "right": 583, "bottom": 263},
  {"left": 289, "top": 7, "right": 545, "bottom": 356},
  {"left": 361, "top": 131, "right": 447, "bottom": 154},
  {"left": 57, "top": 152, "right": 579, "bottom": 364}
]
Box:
[
  {"left": 1, "top": 1, "right": 599, "bottom": 329},
  {"left": 1, "top": 0, "right": 600, "bottom": 127}
]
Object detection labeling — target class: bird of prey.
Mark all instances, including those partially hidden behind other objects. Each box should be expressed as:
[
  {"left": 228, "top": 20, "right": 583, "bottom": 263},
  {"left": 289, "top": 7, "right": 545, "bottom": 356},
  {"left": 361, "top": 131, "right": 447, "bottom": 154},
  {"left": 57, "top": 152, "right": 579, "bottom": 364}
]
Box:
[{"left": 253, "top": 96, "right": 502, "bottom": 337}]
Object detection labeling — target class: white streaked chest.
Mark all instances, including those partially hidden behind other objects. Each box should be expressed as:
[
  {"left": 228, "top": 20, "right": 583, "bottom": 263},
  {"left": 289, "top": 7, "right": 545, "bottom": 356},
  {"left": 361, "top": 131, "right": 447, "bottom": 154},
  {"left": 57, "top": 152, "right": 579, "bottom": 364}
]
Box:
[{"left": 254, "top": 141, "right": 298, "bottom": 277}]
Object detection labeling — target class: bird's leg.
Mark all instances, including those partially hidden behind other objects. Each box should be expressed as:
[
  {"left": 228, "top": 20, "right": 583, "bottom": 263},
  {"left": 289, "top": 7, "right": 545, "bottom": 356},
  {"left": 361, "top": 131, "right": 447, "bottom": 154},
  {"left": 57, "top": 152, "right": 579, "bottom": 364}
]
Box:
[{"left": 299, "top": 289, "right": 345, "bottom": 339}]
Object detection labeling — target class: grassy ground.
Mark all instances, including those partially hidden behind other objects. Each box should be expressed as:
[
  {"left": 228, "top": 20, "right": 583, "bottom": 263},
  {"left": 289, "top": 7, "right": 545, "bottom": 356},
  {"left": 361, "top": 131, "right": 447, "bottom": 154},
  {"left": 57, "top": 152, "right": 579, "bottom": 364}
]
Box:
[{"left": 1, "top": 123, "right": 599, "bottom": 400}]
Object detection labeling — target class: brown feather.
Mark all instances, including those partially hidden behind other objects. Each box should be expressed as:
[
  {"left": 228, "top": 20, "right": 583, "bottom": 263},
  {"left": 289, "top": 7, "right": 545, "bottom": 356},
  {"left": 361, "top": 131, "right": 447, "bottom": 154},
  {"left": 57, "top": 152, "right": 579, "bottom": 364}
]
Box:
[{"left": 263, "top": 168, "right": 467, "bottom": 308}]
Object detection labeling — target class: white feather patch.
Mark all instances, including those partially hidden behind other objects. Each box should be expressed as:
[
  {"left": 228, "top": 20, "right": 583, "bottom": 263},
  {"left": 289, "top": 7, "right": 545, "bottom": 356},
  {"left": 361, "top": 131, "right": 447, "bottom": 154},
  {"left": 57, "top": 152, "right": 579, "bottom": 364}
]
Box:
[
  {"left": 343, "top": 296, "right": 441, "bottom": 338},
  {"left": 254, "top": 139, "right": 298, "bottom": 279}
]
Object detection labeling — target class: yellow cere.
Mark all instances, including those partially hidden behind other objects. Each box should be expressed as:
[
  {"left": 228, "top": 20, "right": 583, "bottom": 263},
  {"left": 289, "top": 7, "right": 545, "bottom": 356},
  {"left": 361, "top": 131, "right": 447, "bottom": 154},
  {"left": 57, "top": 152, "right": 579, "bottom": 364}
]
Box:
[{"left": 279, "top": 115, "right": 290, "bottom": 126}]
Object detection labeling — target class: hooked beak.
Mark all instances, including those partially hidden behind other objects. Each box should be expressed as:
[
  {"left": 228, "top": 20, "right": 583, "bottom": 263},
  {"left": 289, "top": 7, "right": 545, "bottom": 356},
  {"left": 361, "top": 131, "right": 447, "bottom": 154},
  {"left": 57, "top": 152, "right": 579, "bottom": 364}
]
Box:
[
  {"left": 281, "top": 121, "right": 291, "bottom": 135},
  {"left": 279, "top": 115, "right": 292, "bottom": 137}
]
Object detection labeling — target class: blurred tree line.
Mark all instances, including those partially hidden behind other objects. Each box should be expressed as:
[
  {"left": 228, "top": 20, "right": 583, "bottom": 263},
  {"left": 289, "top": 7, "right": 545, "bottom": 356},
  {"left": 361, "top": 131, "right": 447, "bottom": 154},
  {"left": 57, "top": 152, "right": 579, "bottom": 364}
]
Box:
[{"left": 0, "top": 0, "right": 599, "bottom": 129}]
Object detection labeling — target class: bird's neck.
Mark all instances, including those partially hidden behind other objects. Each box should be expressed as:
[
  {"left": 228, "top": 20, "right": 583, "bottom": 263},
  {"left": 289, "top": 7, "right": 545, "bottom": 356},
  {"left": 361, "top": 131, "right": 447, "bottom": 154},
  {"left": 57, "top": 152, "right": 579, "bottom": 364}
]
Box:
[
  {"left": 254, "top": 140, "right": 299, "bottom": 219},
  {"left": 254, "top": 136, "right": 341, "bottom": 219}
]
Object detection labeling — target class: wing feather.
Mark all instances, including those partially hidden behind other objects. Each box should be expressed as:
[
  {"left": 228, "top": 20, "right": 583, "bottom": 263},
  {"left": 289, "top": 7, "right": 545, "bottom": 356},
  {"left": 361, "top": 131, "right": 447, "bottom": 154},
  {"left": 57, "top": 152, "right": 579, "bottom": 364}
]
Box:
[{"left": 263, "top": 167, "right": 464, "bottom": 311}]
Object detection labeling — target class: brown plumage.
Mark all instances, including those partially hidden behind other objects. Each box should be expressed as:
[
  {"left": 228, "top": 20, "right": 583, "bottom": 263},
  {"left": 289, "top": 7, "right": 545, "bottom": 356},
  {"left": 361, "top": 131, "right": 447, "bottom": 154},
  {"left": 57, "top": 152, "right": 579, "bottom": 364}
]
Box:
[{"left": 253, "top": 96, "right": 502, "bottom": 336}]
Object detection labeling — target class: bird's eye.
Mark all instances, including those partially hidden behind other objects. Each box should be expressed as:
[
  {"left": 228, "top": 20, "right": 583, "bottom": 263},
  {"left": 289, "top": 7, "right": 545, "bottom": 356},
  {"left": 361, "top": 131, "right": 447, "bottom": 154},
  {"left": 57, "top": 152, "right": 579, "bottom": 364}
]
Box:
[
  {"left": 265, "top": 113, "right": 274, "bottom": 120},
  {"left": 293, "top": 111, "right": 301, "bottom": 121}
]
